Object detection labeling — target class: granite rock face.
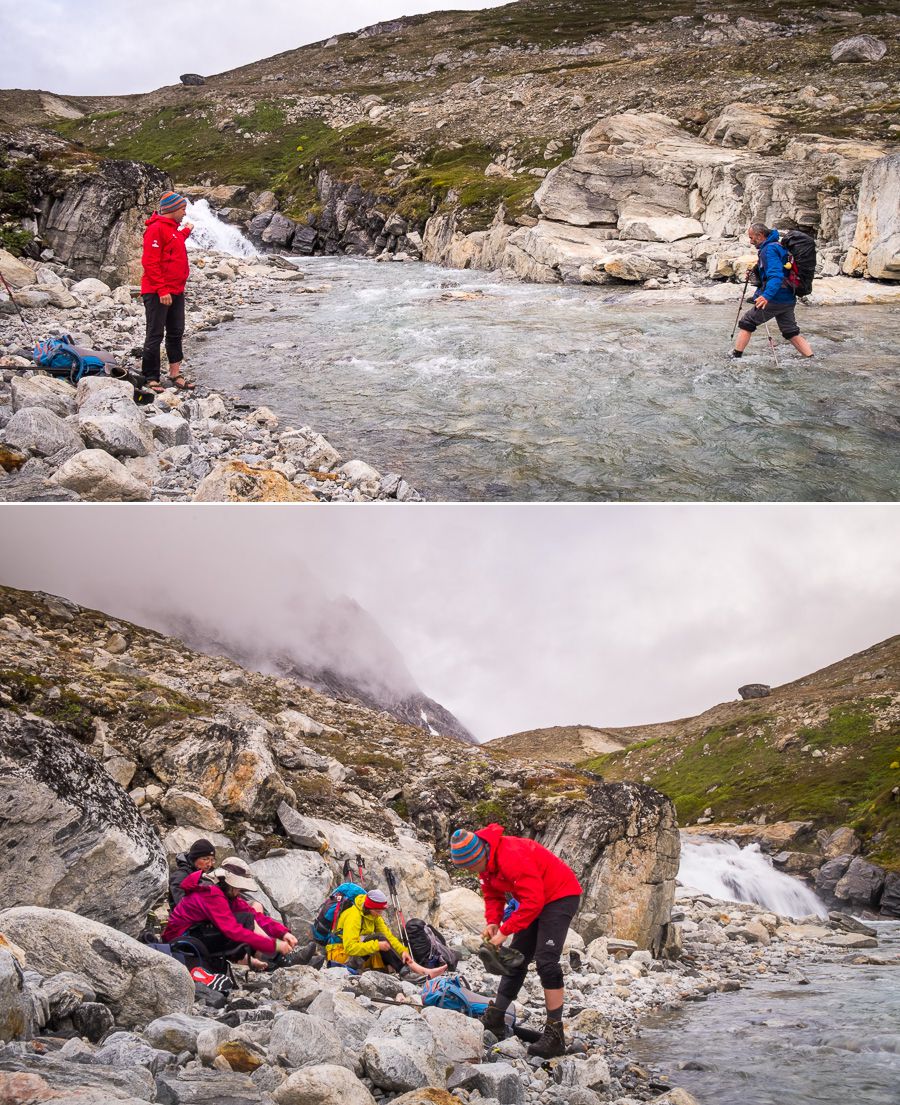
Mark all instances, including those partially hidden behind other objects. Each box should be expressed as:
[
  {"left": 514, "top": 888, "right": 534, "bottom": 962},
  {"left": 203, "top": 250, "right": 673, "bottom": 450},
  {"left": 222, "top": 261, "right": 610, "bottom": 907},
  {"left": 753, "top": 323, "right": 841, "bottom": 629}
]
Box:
[{"left": 0, "top": 713, "right": 167, "bottom": 933}]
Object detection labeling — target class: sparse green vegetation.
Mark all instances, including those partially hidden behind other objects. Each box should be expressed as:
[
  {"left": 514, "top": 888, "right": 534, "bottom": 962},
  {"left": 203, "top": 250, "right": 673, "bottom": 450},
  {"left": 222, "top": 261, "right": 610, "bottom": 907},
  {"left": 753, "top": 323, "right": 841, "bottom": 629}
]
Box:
[
  {"left": 0, "top": 150, "right": 35, "bottom": 255},
  {"left": 584, "top": 701, "right": 900, "bottom": 869}
]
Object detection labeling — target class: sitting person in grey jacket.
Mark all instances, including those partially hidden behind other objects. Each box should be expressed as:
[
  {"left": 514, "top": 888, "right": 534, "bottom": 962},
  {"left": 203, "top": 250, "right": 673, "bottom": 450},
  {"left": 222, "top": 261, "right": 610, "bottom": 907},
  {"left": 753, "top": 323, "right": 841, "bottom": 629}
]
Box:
[{"left": 169, "top": 838, "right": 216, "bottom": 907}]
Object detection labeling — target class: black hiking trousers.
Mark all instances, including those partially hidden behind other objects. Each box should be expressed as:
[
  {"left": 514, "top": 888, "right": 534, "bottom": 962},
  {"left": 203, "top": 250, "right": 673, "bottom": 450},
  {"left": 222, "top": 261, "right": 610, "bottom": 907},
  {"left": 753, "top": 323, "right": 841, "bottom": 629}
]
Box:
[
  {"left": 182, "top": 910, "right": 256, "bottom": 967},
  {"left": 142, "top": 291, "right": 185, "bottom": 380},
  {"left": 496, "top": 894, "right": 580, "bottom": 1006}
]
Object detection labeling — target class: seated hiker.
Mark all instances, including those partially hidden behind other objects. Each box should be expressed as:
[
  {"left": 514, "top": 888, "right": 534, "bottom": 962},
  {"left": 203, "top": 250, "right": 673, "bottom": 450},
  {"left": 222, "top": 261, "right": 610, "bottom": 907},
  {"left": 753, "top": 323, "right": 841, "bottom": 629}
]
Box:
[
  {"left": 325, "top": 889, "right": 446, "bottom": 978},
  {"left": 450, "top": 824, "right": 582, "bottom": 1059},
  {"left": 162, "top": 862, "right": 299, "bottom": 971},
  {"left": 169, "top": 838, "right": 217, "bottom": 908}
]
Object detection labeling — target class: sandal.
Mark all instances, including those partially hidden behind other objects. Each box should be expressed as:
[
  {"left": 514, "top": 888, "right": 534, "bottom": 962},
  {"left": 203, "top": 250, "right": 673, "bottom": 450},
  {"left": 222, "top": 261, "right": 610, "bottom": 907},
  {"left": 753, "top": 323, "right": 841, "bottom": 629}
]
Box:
[
  {"left": 169, "top": 374, "right": 196, "bottom": 391},
  {"left": 145, "top": 380, "right": 165, "bottom": 394}
]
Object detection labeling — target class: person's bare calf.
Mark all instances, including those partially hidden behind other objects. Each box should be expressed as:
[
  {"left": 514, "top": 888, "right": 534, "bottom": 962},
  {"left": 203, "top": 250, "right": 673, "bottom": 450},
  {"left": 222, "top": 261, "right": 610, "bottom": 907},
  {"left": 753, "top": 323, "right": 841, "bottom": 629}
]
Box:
[{"left": 789, "top": 334, "right": 814, "bottom": 357}]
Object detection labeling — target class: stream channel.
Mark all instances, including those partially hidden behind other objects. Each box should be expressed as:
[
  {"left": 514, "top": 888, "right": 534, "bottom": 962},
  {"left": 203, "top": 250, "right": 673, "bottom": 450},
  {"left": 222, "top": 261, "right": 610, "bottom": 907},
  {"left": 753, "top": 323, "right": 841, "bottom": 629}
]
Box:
[{"left": 188, "top": 257, "right": 900, "bottom": 503}]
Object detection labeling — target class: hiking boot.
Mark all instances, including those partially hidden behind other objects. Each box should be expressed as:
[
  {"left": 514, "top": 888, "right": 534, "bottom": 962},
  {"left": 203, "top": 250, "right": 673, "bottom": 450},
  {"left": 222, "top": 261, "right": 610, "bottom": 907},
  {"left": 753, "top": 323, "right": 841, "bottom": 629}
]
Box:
[
  {"left": 478, "top": 941, "right": 525, "bottom": 977},
  {"left": 269, "top": 945, "right": 314, "bottom": 970},
  {"left": 481, "top": 1002, "right": 509, "bottom": 1040},
  {"left": 526, "top": 1018, "right": 566, "bottom": 1059}
]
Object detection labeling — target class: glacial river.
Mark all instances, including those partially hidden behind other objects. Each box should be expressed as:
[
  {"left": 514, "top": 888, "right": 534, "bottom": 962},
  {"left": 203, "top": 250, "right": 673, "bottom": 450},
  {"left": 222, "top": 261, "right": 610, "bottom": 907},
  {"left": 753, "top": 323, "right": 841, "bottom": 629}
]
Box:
[
  {"left": 189, "top": 258, "right": 900, "bottom": 502},
  {"left": 631, "top": 921, "right": 900, "bottom": 1105}
]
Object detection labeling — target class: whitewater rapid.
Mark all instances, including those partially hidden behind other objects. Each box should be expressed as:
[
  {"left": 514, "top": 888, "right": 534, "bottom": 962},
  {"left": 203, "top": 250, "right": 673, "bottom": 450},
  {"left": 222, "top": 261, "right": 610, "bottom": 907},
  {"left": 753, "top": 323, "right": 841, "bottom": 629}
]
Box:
[
  {"left": 678, "top": 836, "right": 828, "bottom": 917},
  {"left": 184, "top": 199, "right": 258, "bottom": 258}
]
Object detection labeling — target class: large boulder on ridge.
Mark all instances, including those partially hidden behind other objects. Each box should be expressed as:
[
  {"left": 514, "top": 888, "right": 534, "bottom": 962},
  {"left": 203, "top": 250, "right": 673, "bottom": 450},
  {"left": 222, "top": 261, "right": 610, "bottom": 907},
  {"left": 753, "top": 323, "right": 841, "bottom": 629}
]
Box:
[
  {"left": 0, "top": 713, "right": 167, "bottom": 933},
  {"left": 0, "top": 907, "right": 194, "bottom": 1028}
]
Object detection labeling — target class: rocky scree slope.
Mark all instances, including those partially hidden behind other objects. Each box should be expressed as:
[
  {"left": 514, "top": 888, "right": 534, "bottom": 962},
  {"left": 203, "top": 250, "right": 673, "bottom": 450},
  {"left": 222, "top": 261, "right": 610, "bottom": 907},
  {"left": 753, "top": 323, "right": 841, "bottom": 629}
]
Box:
[
  {"left": 3, "top": 1, "right": 898, "bottom": 286},
  {"left": 0, "top": 584, "right": 678, "bottom": 950}
]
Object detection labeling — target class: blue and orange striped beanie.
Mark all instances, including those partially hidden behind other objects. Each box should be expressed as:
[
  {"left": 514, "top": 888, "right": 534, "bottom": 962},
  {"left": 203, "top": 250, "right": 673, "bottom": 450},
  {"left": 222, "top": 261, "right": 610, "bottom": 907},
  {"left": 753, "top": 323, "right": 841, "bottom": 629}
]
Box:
[
  {"left": 450, "top": 829, "right": 488, "bottom": 868},
  {"left": 158, "top": 190, "right": 186, "bottom": 215}
]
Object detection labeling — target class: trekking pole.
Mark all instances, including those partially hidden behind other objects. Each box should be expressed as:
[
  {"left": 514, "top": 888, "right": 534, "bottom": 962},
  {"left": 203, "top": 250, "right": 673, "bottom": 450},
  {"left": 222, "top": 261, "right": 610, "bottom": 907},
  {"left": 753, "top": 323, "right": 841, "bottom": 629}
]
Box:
[
  {"left": 763, "top": 319, "right": 780, "bottom": 368},
  {"left": 383, "top": 866, "right": 412, "bottom": 955},
  {"left": 729, "top": 270, "right": 751, "bottom": 342},
  {"left": 0, "top": 270, "right": 39, "bottom": 349}
]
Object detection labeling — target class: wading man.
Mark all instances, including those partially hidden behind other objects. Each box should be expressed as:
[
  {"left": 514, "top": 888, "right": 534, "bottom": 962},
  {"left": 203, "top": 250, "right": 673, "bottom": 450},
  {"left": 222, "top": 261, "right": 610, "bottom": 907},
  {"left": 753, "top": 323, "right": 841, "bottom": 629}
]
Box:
[
  {"left": 731, "top": 223, "right": 814, "bottom": 360},
  {"left": 140, "top": 190, "right": 196, "bottom": 392},
  {"left": 450, "top": 824, "right": 582, "bottom": 1059}
]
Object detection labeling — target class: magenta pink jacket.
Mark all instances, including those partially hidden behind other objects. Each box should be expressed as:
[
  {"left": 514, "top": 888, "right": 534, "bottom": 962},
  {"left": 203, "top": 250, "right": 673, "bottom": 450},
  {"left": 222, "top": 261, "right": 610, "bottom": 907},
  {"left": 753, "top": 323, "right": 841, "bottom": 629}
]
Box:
[{"left": 161, "top": 869, "right": 287, "bottom": 954}]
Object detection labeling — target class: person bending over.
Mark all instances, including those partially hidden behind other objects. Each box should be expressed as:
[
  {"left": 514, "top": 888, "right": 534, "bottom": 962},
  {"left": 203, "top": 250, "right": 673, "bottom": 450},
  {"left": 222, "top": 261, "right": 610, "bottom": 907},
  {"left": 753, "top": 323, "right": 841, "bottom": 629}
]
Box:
[
  {"left": 326, "top": 889, "right": 446, "bottom": 978},
  {"left": 140, "top": 190, "right": 197, "bottom": 392},
  {"left": 731, "top": 223, "right": 814, "bottom": 360},
  {"left": 450, "top": 823, "right": 582, "bottom": 1059},
  {"left": 162, "top": 863, "right": 298, "bottom": 970}
]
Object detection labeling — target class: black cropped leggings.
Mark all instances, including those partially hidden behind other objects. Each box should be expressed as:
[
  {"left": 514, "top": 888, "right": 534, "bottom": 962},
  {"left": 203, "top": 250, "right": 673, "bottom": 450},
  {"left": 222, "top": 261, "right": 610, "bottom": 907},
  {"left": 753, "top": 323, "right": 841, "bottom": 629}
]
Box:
[
  {"left": 142, "top": 291, "right": 185, "bottom": 380},
  {"left": 496, "top": 894, "right": 580, "bottom": 1007}
]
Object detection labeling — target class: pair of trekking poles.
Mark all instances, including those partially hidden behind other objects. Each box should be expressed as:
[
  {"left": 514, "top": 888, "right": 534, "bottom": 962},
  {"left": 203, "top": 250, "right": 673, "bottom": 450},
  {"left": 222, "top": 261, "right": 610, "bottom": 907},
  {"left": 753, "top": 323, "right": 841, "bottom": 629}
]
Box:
[
  {"left": 341, "top": 855, "right": 413, "bottom": 959},
  {"left": 730, "top": 269, "right": 779, "bottom": 368}
]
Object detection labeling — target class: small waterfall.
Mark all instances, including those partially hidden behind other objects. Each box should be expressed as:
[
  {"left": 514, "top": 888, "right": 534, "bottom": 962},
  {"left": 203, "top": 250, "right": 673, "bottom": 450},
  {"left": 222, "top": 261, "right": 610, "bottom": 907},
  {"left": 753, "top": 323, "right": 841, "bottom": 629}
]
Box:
[
  {"left": 184, "top": 199, "right": 258, "bottom": 258},
  {"left": 679, "top": 836, "right": 828, "bottom": 918}
]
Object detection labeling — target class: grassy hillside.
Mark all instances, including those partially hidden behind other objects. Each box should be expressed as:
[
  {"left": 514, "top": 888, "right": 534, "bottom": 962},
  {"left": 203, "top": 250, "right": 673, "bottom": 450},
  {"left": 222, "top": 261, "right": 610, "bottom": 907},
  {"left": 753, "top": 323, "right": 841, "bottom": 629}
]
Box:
[
  {"left": 581, "top": 637, "right": 900, "bottom": 868},
  {"left": 4, "top": 0, "right": 898, "bottom": 231}
]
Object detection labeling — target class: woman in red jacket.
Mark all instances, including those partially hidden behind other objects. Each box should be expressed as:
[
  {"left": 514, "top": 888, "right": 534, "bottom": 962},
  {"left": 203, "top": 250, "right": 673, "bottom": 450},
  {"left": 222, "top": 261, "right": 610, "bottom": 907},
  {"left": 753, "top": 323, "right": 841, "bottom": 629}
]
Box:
[
  {"left": 450, "top": 823, "right": 581, "bottom": 1058},
  {"left": 162, "top": 862, "right": 297, "bottom": 970},
  {"left": 140, "top": 190, "right": 196, "bottom": 392}
]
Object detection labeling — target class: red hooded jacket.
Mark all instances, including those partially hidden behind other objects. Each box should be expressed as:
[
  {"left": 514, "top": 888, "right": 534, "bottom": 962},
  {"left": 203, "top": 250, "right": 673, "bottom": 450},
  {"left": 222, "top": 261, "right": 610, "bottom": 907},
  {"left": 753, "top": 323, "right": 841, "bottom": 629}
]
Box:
[
  {"left": 161, "top": 870, "right": 287, "bottom": 955},
  {"left": 477, "top": 823, "right": 582, "bottom": 936},
  {"left": 140, "top": 213, "right": 191, "bottom": 296}
]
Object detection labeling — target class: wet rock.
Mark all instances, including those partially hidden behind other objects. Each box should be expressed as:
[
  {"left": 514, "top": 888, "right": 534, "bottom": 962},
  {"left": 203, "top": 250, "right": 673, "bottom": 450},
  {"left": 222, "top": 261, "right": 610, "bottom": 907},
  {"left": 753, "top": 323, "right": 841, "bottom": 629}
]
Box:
[
  {"left": 819, "top": 932, "right": 879, "bottom": 949},
  {"left": 0, "top": 908, "right": 193, "bottom": 1027},
  {"left": 272, "top": 1063, "right": 376, "bottom": 1105},
  {"left": 833, "top": 856, "right": 885, "bottom": 908},
  {"left": 267, "top": 1010, "right": 351, "bottom": 1069},
  {"left": 52, "top": 448, "right": 152, "bottom": 501},
  {"left": 262, "top": 214, "right": 298, "bottom": 250},
  {"left": 880, "top": 871, "right": 900, "bottom": 917},
  {"left": 10, "top": 375, "right": 77, "bottom": 417},
  {"left": 830, "top": 36, "right": 887, "bottom": 63},
  {"left": 0, "top": 713, "right": 167, "bottom": 932},
  {"left": 814, "top": 854, "right": 853, "bottom": 897},
  {"left": 1, "top": 406, "right": 82, "bottom": 458}
]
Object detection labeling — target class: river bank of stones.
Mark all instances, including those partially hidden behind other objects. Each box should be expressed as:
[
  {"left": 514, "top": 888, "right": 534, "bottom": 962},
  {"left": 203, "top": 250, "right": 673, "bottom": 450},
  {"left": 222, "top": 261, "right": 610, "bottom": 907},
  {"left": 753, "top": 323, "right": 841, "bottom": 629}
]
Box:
[
  {"left": 0, "top": 248, "right": 422, "bottom": 503},
  {"left": 1, "top": 887, "right": 893, "bottom": 1105}
]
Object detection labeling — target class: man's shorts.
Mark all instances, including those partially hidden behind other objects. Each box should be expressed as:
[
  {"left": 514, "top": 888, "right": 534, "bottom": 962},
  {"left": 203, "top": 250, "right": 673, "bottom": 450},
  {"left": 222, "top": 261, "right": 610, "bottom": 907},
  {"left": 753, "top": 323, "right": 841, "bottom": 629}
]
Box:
[{"left": 738, "top": 300, "right": 800, "bottom": 339}]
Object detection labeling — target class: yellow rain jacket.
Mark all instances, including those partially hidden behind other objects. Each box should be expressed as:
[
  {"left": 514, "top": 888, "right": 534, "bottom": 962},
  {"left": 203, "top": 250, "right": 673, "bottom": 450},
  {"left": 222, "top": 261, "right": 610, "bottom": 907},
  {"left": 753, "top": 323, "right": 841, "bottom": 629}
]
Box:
[{"left": 326, "top": 893, "right": 407, "bottom": 965}]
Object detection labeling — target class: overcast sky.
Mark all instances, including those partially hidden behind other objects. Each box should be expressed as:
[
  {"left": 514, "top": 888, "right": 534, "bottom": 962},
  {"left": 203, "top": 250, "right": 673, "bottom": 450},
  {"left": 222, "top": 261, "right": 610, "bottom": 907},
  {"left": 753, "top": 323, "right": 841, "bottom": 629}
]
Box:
[
  {"left": 0, "top": 1, "right": 509, "bottom": 97},
  {"left": 1, "top": 505, "right": 897, "bottom": 742}
]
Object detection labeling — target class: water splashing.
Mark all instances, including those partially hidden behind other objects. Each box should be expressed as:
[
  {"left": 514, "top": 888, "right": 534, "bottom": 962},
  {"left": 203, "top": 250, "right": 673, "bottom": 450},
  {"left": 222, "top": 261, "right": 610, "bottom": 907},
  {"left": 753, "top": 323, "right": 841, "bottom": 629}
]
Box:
[
  {"left": 679, "top": 837, "right": 828, "bottom": 918},
  {"left": 184, "top": 199, "right": 258, "bottom": 258}
]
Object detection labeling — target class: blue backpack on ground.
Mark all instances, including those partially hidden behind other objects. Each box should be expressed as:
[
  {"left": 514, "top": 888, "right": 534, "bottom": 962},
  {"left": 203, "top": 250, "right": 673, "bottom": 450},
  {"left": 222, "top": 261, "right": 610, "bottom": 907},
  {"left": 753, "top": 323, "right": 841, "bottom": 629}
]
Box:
[
  {"left": 33, "top": 334, "right": 120, "bottom": 383},
  {"left": 421, "top": 974, "right": 516, "bottom": 1027},
  {"left": 311, "top": 881, "right": 366, "bottom": 945}
]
